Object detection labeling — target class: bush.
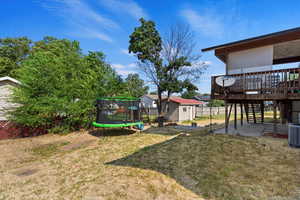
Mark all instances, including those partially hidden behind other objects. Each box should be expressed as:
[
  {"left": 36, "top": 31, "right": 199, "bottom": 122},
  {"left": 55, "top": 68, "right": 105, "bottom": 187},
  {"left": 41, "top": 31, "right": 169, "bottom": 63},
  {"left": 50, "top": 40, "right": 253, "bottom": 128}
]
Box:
[{"left": 10, "top": 37, "right": 123, "bottom": 133}]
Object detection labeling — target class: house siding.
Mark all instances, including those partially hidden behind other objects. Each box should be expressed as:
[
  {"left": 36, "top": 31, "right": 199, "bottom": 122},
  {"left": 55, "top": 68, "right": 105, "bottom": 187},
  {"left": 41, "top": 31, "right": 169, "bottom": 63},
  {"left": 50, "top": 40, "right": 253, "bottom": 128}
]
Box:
[
  {"left": 141, "top": 95, "right": 157, "bottom": 108},
  {"left": 0, "top": 81, "right": 19, "bottom": 121}
]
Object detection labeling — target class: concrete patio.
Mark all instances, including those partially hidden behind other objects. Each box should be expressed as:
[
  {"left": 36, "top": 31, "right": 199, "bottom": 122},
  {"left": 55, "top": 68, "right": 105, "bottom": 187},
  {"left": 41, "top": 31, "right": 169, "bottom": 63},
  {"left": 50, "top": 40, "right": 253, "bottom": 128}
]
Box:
[{"left": 214, "top": 122, "right": 288, "bottom": 137}]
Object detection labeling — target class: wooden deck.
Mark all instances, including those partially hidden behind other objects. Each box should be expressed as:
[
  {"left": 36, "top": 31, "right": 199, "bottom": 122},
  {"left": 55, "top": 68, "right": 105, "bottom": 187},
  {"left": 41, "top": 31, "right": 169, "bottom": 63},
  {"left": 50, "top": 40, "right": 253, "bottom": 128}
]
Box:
[{"left": 211, "top": 67, "right": 300, "bottom": 101}]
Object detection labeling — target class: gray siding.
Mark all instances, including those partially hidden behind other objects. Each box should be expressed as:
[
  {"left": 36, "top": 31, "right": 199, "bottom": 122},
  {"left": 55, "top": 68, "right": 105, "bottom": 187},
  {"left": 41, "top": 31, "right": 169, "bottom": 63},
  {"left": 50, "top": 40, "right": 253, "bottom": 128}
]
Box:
[
  {"left": 162, "top": 101, "right": 179, "bottom": 121},
  {"left": 141, "top": 95, "right": 156, "bottom": 108},
  {"left": 0, "top": 81, "right": 19, "bottom": 121}
]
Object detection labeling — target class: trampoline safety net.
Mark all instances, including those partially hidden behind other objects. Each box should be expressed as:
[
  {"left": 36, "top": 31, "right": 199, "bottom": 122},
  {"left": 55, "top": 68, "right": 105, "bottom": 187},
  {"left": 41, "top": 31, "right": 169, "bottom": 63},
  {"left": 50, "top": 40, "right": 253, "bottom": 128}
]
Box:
[{"left": 95, "top": 97, "right": 142, "bottom": 124}]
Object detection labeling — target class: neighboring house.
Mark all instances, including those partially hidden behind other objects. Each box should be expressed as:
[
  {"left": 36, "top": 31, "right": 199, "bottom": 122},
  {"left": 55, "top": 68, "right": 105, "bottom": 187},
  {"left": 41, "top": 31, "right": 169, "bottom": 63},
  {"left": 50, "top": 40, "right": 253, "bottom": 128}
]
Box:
[
  {"left": 162, "top": 97, "right": 204, "bottom": 122},
  {"left": 0, "top": 76, "right": 21, "bottom": 121},
  {"left": 194, "top": 95, "right": 210, "bottom": 105},
  {"left": 141, "top": 94, "right": 167, "bottom": 108},
  {"left": 194, "top": 95, "right": 210, "bottom": 101}
]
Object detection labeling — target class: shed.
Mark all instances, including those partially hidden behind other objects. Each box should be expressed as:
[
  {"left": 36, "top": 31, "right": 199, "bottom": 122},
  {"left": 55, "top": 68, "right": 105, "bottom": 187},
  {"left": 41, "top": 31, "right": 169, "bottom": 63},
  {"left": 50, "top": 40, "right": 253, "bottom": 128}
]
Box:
[
  {"left": 162, "top": 97, "right": 204, "bottom": 122},
  {"left": 0, "top": 76, "right": 21, "bottom": 121}
]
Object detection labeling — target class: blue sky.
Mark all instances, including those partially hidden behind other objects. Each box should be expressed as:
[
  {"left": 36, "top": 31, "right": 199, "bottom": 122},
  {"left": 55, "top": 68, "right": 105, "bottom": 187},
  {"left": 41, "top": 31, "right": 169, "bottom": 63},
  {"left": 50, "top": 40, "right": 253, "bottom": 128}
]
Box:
[{"left": 2, "top": 0, "right": 300, "bottom": 93}]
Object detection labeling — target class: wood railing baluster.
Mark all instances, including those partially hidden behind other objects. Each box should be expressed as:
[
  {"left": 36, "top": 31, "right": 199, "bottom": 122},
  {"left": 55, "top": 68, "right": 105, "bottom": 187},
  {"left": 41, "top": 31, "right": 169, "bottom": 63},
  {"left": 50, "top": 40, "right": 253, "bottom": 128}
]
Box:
[{"left": 211, "top": 67, "right": 300, "bottom": 100}]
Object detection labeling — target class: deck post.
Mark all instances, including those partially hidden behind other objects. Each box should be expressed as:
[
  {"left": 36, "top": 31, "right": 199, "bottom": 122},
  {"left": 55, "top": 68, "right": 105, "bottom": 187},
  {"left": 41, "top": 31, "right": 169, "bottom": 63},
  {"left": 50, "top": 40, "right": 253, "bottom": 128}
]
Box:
[
  {"left": 273, "top": 101, "right": 277, "bottom": 133},
  {"left": 261, "top": 101, "right": 264, "bottom": 124},
  {"left": 240, "top": 103, "right": 243, "bottom": 126},
  {"left": 234, "top": 103, "right": 237, "bottom": 130},
  {"left": 244, "top": 103, "right": 249, "bottom": 123},
  {"left": 225, "top": 100, "right": 228, "bottom": 133},
  {"left": 251, "top": 103, "right": 256, "bottom": 123}
]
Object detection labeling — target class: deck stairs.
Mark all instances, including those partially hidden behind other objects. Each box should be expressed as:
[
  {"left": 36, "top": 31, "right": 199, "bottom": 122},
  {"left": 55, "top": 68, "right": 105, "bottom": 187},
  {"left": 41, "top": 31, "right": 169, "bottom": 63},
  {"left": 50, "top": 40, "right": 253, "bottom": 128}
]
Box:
[{"left": 244, "top": 103, "right": 263, "bottom": 124}]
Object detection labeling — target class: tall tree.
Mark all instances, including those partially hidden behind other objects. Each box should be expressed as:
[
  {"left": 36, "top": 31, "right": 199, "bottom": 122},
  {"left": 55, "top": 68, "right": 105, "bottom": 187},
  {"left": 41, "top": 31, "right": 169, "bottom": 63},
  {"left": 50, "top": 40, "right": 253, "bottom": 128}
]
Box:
[
  {"left": 0, "top": 37, "right": 32, "bottom": 77},
  {"left": 129, "top": 18, "right": 165, "bottom": 126},
  {"left": 129, "top": 19, "right": 208, "bottom": 126},
  {"left": 124, "top": 73, "right": 149, "bottom": 97},
  {"left": 161, "top": 23, "right": 207, "bottom": 97}
]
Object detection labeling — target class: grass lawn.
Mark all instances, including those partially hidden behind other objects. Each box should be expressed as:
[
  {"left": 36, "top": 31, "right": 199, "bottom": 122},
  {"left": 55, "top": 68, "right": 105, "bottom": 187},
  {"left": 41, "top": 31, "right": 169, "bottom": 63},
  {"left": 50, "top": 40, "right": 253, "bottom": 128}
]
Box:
[
  {"left": 181, "top": 111, "right": 280, "bottom": 126},
  {"left": 0, "top": 126, "right": 299, "bottom": 200}
]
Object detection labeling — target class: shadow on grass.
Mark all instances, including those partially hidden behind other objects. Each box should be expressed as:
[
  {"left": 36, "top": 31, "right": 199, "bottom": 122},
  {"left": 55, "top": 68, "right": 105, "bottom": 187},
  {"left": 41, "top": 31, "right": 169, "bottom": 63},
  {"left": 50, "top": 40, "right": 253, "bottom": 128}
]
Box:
[
  {"left": 88, "top": 128, "right": 136, "bottom": 137},
  {"left": 107, "top": 129, "right": 300, "bottom": 200},
  {"left": 106, "top": 132, "right": 218, "bottom": 199},
  {"left": 142, "top": 126, "right": 183, "bottom": 136}
]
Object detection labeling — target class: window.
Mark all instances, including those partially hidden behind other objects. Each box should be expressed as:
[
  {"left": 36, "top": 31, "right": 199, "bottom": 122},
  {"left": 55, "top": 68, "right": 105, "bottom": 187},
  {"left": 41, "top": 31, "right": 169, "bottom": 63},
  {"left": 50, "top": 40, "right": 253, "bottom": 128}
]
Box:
[{"left": 183, "top": 107, "right": 187, "bottom": 112}]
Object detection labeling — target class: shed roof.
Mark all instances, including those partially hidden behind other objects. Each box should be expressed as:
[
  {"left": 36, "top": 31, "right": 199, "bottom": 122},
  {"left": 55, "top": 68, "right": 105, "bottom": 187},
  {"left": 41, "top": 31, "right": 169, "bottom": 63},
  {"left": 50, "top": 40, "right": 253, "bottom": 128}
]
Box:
[{"left": 165, "top": 97, "right": 204, "bottom": 105}]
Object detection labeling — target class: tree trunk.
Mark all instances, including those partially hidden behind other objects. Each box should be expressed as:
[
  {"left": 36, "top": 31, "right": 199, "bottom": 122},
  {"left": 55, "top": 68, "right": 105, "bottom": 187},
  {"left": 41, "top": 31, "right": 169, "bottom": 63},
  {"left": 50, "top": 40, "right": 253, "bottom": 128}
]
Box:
[{"left": 157, "top": 87, "right": 164, "bottom": 127}]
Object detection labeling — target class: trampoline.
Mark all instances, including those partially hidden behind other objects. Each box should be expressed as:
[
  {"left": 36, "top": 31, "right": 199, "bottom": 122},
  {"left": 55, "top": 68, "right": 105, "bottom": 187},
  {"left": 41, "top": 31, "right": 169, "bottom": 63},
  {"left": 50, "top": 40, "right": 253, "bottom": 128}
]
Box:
[{"left": 92, "top": 97, "right": 144, "bottom": 129}]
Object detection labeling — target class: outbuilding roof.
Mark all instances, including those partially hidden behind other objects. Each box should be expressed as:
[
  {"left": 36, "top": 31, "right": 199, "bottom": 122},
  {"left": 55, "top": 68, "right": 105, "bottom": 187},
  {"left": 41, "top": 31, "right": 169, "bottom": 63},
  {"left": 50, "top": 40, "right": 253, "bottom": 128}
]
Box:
[{"left": 166, "top": 97, "right": 204, "bottom": 105}]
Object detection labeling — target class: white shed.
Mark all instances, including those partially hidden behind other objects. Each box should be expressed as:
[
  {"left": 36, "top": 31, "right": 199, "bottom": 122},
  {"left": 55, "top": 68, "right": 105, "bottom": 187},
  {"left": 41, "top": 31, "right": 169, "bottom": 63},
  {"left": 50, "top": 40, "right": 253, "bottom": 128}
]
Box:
[
  {"left": 0, "top": 77, "right": 21, "bottom": 121},
  {"left": 162, "top": 97, "right": 204, "bottom": 122}
]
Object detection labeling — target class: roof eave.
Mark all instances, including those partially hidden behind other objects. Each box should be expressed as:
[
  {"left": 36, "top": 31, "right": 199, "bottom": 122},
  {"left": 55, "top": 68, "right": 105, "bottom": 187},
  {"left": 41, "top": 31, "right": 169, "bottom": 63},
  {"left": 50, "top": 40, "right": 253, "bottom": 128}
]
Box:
[{"left": 201, "top": 26, "right": 300, "bottom": 53}]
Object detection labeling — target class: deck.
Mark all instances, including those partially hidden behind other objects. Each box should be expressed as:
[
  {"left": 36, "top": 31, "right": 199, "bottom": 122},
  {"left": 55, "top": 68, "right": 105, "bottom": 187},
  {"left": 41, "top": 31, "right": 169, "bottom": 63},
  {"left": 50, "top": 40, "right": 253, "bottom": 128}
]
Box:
[{"left": 211, "top": 67, "right": 300, "bottom": 101}]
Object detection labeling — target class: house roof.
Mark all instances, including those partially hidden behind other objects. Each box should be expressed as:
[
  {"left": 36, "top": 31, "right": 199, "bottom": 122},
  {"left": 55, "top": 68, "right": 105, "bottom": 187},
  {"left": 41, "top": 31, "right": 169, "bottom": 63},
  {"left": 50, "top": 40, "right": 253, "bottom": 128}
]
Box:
[
  {"left": 202, "top": 27, "right": 300, "bottom": 52},
  {"left": 166, "top": 97, "right": 204, "bottom": 105},
  {"left": 201, "top": 27, "right": 300, "bottom": 63},
  {"left": 143, "top": 94, "right": 168, "bottom": 100},
  {"left": 0, "top": 76, "right": 21, "bottom": 85},
  {"left": 194, "top": 95, "right": 211, "bottom": 101}
]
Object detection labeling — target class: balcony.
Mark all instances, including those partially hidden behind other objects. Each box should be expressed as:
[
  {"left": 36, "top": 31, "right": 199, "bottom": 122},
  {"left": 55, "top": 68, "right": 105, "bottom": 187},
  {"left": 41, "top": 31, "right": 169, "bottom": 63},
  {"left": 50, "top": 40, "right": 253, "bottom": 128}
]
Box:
[{"left": 211, "top": 67, "right": 300, "bottom": 101}]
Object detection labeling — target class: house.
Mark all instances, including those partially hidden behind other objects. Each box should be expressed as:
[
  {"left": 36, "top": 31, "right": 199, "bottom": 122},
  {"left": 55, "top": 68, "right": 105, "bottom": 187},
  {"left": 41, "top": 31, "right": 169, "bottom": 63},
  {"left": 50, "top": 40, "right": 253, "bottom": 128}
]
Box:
[
  {"left": 141, "top": 94, "right": 167, "bottom": 108},
  {"left": 194, "top": 95, "right": 211, "bottom": 103},
  {"left": 162, "top": 97, "right": 204, "bottom": 122},
  {"left": 0, "top": 76, "right": 21, "bottom": 121},
  {"left": 202, "top": 27, "right": 300, "bottom": 132}
]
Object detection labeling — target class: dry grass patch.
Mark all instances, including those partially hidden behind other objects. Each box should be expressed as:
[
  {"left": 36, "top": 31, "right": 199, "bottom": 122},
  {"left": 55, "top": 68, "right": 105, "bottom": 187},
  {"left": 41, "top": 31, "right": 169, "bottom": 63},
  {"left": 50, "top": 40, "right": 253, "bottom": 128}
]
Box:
[{"left": 0, "top": 127, "right": 299, "bottom": 200}]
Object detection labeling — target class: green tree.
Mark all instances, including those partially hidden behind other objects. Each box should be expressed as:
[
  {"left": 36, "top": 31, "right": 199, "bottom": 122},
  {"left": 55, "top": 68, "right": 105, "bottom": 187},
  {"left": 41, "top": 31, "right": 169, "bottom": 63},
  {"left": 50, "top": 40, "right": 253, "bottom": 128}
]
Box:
[
  {"left": 129, "top": 19, "right": 207, "bottom": 126},
  {"left": 124, "top": 73, "right": 149, "bottom": 97},
  {"left": 129, "top": 18, "right": 165, "bottom": 126},
  {"left": 10, "top": 37, "right": 121, "bottom": 133},
  {"left": 0, "top": 37, "right": 32, "bottom": 77},
  {"left": 207, "top": 100, "right": 225, "bottom": 107}
]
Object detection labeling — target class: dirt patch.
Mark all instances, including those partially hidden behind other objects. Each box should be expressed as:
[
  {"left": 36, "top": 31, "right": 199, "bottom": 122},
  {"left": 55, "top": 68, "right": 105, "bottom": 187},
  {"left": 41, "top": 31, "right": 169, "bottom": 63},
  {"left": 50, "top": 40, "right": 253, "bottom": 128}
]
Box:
[
  {"left": 13, "top": 168, "right": 39, "bottom": 177},
  {"left": 60, "top": 139, "right": 95, "bottom": 151},
  {"left": 30, "top": 140, "right": 70, "bottom": 157}
]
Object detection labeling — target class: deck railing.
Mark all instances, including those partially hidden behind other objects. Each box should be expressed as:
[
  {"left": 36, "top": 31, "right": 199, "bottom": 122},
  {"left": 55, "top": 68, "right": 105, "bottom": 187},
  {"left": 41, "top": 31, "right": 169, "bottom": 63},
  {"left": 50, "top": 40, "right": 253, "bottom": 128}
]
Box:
[{"left": 211, "top": 67, "right": 300, "bottom": 100}]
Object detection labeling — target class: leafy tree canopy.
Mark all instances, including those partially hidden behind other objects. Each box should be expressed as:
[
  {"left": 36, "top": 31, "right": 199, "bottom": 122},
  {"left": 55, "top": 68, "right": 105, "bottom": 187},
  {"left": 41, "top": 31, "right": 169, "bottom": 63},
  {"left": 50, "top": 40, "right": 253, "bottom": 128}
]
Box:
[
  {"left": 207, "top": 100, "right": 225, "bottom": 107},
  {"left": 0, "top": 37, "right": 32, "bottom": 77},
  {"left": 123, "top": 73, "right": 149, "bottom": 97},
  {"left": 10, "top": 37, "right": 122, "bottom": 133}
]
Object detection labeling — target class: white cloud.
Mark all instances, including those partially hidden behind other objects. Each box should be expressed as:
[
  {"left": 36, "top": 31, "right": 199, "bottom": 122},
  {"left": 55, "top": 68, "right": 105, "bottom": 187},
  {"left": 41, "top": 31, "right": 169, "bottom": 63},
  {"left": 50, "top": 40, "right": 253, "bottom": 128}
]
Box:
[
  {"left": 99, "top": 0, "right": 149, "bottom": 20},
  {"left": 180, "top": 8, "right": 224, "bottom": 38},
  {"left": 120, "top": 48, "right": 134, "bottom": 56},
  {"left": 112, "top": 63, "right": 138, "bottom": 76},
  {"left": 41, "top": 0, "right": 119, "bottom": 42}
]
